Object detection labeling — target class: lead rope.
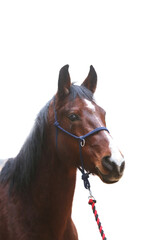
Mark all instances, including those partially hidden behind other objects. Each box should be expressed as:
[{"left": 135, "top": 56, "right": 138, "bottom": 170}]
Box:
[
  {"left": 88, "top": 198, "right": 107, "bottom": 240},
  {"left": 79, "top": 140, "right": 108, "bottom": 240}
]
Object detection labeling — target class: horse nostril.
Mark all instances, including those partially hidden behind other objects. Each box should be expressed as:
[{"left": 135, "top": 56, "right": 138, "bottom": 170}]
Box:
[
  {"left": 102, "top": 156, "right": 113, "bottom": 172},
  {"left": 102, "top": 156, "right": 125, "bottom": 176},
  {"left": 120, "top": 161, "right": 125, "bottom": 173}
]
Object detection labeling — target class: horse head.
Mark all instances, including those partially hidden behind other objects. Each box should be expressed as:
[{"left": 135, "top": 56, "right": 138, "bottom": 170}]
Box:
[{"left": 50, "top": 65, "right": 125, "bottom": 184}]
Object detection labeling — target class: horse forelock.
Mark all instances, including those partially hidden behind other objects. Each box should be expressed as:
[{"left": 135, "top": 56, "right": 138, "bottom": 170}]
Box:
[{"left": 69, "top": 84, "right": 94, "bottom": 102}]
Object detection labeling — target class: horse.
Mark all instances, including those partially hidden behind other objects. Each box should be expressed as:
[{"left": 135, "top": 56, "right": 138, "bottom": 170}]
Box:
[{"left": 0, "top": 65, "right": 125, "bottom": 240}]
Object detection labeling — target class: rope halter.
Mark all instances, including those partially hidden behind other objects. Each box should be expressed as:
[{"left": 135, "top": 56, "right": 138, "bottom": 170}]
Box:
[{"left": 53, "top": 97, "right": 110, "bottom": 191}]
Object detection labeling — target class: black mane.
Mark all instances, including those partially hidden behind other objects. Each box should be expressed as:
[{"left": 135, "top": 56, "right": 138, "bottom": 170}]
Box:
[
  {"left": 0, "top": 100, "right": 50, "bottom": 193},
  {"left": 0, "top": 85, "right": 94, "bottom": 194}
]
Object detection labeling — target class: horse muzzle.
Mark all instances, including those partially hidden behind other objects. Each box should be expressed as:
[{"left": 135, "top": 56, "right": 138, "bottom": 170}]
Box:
[{"left": 96, "top": 156, "right": 125, "bottom": 184}]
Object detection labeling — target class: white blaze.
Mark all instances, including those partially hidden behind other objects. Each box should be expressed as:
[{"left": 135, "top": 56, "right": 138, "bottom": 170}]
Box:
[
  {"left": 106, "top": 133, "right": 124, "bottom": 166},
  {"left": 84, "top": 99, "right": 124, "bottom": 166},
  {"left": 84, "top": 99, "right": 95, "bottom": 112}
]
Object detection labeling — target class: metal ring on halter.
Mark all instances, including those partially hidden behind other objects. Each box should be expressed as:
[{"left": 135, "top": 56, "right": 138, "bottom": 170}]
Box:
[{"left": 80, "top": 139, "right": 85, "bottom": 147}]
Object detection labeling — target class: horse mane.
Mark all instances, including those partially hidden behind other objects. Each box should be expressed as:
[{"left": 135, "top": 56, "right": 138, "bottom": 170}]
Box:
[
  {"left": 0, "top": 84, "right": 93, "bottom": 194},
  {"left": 0, "top": 100, "right": 50, "bottom": 193}
]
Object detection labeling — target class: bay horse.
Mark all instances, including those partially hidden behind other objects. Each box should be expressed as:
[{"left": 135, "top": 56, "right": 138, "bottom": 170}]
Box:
[{"left": 0, "top": 65, "right": 125, "bottom": 240}]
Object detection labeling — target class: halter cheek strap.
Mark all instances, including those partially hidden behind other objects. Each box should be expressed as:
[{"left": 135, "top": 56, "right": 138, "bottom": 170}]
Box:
[{"left": 53, "top": 98, "right": 110, "bottom": 193}]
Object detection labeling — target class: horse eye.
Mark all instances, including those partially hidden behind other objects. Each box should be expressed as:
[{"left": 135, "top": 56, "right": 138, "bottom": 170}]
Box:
[{"left": 68, "top": 114, "right": 79, "bottom": 122}]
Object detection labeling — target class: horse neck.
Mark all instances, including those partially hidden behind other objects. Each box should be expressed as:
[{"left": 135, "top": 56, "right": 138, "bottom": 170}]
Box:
[
  {"left": 26, "top": 100, "right": 77, "bottom": 231},
  {"left": 31, "top": 138, "right": 77, "bottom": 225}
]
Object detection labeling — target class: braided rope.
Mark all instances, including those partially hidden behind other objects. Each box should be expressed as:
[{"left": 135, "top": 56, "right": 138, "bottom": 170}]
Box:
[{"left": 88, "top": 198, "right": 107, "bottom": 240}]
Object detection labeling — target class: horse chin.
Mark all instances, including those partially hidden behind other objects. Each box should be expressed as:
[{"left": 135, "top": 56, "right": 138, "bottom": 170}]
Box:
[{"left": 96, "top": 167, "right": 120, "bottom": 184}]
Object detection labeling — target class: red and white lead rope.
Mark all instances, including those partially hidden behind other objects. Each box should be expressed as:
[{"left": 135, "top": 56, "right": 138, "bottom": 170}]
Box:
[{"left": 88, "top": 198, "right": 107, "bottom": 240}]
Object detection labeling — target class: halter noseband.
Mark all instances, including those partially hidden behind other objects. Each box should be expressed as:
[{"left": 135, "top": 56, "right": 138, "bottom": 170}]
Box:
[{"left": 53, "top": 97, "right": 110, "bottom": 194}]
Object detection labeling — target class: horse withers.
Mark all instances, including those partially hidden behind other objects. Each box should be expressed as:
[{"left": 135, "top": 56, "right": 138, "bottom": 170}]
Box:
[{"left": 0, "top": 65, "right": 125, "bottom": 240}]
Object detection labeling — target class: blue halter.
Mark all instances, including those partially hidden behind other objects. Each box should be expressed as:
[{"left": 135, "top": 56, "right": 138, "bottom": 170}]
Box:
[{"left": 53, "top": 98, "right": 110, "bottom": 193}]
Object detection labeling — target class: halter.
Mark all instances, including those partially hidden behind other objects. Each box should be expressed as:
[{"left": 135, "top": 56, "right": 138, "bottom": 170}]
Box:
[{"left": 53, "top": 97, "right": 110, "bottom": 194}]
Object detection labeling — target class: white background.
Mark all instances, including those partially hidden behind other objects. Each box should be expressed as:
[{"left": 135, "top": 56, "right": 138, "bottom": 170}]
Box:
[{"left": 0, "top": 1, "right": 160, "bottom": 239}]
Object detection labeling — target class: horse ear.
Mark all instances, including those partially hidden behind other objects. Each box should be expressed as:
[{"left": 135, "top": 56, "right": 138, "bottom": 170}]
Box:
[
  {"left": 58, "top": 65, "right": 71, "bottom": 98},
  {"left": 82, "top": 65, "right": 97, "bottom": 93}
]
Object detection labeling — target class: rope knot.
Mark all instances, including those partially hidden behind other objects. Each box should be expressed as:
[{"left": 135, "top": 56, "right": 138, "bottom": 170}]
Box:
[
  {"left": 54, "top": 121, "right": 59, "bottom": 127},
  {"left": 82, "top": 172, "right": 90, "bottom": 189},
  {"left": 82, "top": 172, "right": 89, "bottom": 180},
  {"left": 79, "top": 136, "right": 84, "bottom": 141}
]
